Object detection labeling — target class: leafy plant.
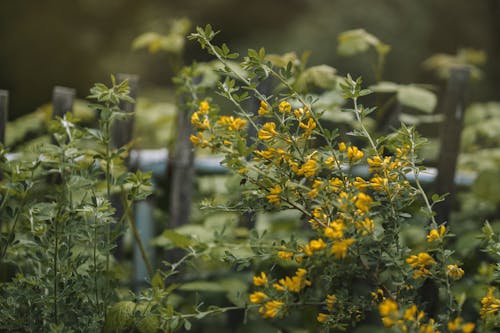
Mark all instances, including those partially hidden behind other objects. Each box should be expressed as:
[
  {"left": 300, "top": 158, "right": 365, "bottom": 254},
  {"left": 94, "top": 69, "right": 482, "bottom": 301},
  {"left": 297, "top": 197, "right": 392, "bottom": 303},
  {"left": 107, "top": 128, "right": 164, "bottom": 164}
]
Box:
[{"left": 0, "top": 76, "right": 152, "bottom": 332}]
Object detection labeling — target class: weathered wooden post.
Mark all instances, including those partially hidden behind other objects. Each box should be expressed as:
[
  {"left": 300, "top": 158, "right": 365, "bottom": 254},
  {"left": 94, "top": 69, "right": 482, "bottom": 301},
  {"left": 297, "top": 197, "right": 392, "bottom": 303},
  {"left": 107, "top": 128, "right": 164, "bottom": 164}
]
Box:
[
  {"left": 52, "top": 86, "right": 75, "bottom": 119},
  {"left": 0, "top": 90, "right": 7, "bottom": 146},
  {"left": 167, "top": 96, "right": 195, "bottom": 228},
  {"left": 111, "top": 74, "right": 139, "bottom": 150},
  {"left": 435, "top": 66, "right": 470, "bottom": 223},
  {"left": 0, "top": 90, "right": 8, "bottom": 232}
]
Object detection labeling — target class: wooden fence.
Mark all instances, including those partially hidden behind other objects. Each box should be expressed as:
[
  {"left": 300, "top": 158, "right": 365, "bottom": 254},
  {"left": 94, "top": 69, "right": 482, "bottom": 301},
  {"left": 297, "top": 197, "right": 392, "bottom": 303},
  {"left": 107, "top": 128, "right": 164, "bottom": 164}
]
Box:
[{"left": 0, "top": 67, "right": 474, "bottom": 287}]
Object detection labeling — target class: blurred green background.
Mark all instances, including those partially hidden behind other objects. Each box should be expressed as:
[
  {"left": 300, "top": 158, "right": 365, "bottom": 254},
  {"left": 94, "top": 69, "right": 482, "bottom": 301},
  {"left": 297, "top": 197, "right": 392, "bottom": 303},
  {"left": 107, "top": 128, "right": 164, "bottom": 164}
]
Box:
[{"left": 0, "top": 0, "right": 499, "bottom": 119}]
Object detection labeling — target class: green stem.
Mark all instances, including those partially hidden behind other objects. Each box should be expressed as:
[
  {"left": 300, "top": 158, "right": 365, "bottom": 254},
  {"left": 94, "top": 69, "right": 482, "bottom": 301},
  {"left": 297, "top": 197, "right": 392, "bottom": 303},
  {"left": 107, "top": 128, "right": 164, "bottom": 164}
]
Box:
[
  {"left": 53, "top": 215, "right": 59, "bottom": 325},
  {"left": 123, "top": 194, "right": 154, "bottom": 279}
]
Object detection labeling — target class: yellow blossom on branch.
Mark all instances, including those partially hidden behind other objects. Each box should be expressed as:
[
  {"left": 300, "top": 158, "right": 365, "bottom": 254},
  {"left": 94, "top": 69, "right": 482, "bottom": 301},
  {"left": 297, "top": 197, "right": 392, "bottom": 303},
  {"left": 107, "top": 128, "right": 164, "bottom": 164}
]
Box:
[
  {"left": 304, "top": 238, "right": 327, "bottom": 256},
  {"left": 253, "top": 272, "right": 268, "bottom": 286},
  {"left": 324, "top": 220, "right": 345, "bottom": 239},
  {"left": 258, "top": 100, "right": 270, "bottom": 115},
  {"left": 446, "top": 264, "right": 464, "bottom": 280},
  {"left": 426, "top": 225, "right": 446, "bottom": 243},
  {"left": 273, "top": 268, "right": 311, "bottom": 292},
  {"left": 447, "top": 317, "right": 475, "bottom": 333},
  {"left": 355, "top": 217, "right": 374, "bottom": 235},
  {"left": 338, "top": 142, "right": 347, "bottom": 152},
  {"left": 277, "top": 250, "right": 294, "bottom": 261},
  {"left": 258, "top": 122, "right": 279, "bottom": 140},
  {"left": 355, "top": 192, "right": 373, "bottom": 214},
  {"left": 279, "top": 100, "right": 292, "bottom": 113},
  {"left": 480, "top": 288, "right": 500, "bottom": 318},
  {"left": 330, "top": 238, "right": 355, "bottom": 259},
  {"left": 317, "top": 313, "right": 329, "bottom": 323},
  {"left": 299, "top": 117, "right": 316, "bottom": 137},
  {"left": 326, "top": 294, "right": 336, "bottom": 312},
  {"left": 199, "top": 100, "right": 210, "bottom": 113},
  {"left": 217, "top": 115, "right": 247, "bottom": 131},
  {"left": 297, "top": 159, "right": 318, "bottom": 178},
  {"left": 266, "top": 184, "right": 283, "bottom": 205},
  {"left": 259, "top": 300, "right": 285, "bottom": 318},
  {"left": 406, "top": 252, "right": 436, "bottom": 279},
  {"left": 347, "top": 146, "right": 364, "bottom": 162},
  {"left": 249, "top": 291, "right": 268, "bottom": 304}
]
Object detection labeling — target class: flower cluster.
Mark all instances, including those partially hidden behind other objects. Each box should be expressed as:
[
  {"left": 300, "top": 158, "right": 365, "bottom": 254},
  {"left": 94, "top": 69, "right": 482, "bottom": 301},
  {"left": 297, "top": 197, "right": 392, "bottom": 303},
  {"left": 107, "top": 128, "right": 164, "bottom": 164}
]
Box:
[{"left": 249, "top": 269, "right": 311, "bottom": 319}]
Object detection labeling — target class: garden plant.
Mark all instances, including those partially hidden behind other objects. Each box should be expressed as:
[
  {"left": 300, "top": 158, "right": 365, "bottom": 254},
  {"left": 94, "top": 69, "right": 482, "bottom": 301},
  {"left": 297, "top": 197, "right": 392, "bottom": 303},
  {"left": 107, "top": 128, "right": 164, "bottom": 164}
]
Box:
[{"left": 1, "top": 24, "right": 499, "bottom": 333}]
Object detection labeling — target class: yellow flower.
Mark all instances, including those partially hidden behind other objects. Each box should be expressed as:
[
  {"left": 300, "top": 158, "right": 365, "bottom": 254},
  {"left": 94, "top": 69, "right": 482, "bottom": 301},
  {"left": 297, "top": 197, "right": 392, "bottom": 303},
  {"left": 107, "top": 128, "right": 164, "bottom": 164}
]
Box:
[
  {"left": 299, "top": 117, "right": 316, "bottom": 137},
  {"left": 190, "top": 111, "right": 210, "bottom": 129},
  {"left": 217, "top": 115, "right": 247, "bottom": 131},
  {"left": 406, "top": 252, "right": 436, "bottom": 279},
  {"left": 259, "top": 300, "right": 284, "bottom": 318},
  {"left": 199, "top": 100, "right": 210, "bottom": 113},
  {"left": 347, "top": 146, "right": 364, "bottom": 162},
  {"left": 426, "top": 225, "right": 446, "bottom": 242},
  {"left": 447, "top": 317, "right": 475, "bottom": 332},
  {"left": 403, "top": 305, "right": 418, "bottom": 321},
  {"left": 307, "top": 179, "right": 323, "bottom": 198},
  {"left": 338, "top": 142, "right": 347, "bottom": 152},
  {"left": 462, "top": 323, "right": 475, "bottom": 333},
  {"left": 329, "top": 177, "right": 344, "bottom": 192},
  {"left": 273, "top": 268, "right": 311, "bottom": 293},
  {"left": 326, "top": 294, "right": 336, "bottom": 312},
  {"left": 379, "top": 299, "right": 398, "bottom": 318},
  {"left": 297, "top": 159, "right": 318, "bottom": 178},
  {"left": 447, "top": 264, "right": 464, "bottom": 280},
  {"left": 419, "top": 318, "right": 439, "bottom": 333},
  {"left": 355, "top": 192, "right": 373, "bottom": 213},
  {"left": 355, "top": 217, "right": 374, "bottom": 235},
  {"left": 480, "top": 288, "right": 500, "bottom": 318},
  {"left": 190, "top": 132, "right": 209, "bottom": 148},
  {"left": 279, "top": 100, "right": 291, "bottom": 113},
  {"left": 353, "top": 176, "right": 369, "bottom": 190},
  {"left": 258, "top": 122, "right": 279, "bottom": 140},
  {"left": 258, "top": 100, "right": 270, "bottom": 115},
  {"left": 277, "top": 250, "right": 293, "bottom": 261},
  {"left": 324, "top": 220, "right": 345, "bottom": 239},
  {"left": 267, "top": 184, "right": 282, "bottom": 205},
  {"left": 253, "top": 272, "right": 268, "bottom": 286},
  {"left": 317, "top": 313, "right": 329, "bottom": 323},
  {"left": 304, "top": 238, "right": 327, "bottom": 256},
  {"left": 249, "top": 291, "right": 268, "bottom": 304},
  {"left": 330, "top": 238, "right": 355, "bottom": 259},
  {"left": 370, "top": 175, "right": 388, "bottom": 191}
]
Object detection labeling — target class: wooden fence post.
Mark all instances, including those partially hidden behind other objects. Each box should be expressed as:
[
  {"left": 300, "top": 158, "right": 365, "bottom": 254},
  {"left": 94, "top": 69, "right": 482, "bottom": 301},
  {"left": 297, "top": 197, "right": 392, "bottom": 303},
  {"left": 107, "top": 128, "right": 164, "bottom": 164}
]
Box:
[
  {"left": 111, "top": 74, "right": 139, "bottom": 150},
  {"left": 0, "top": 90, "right": 8, "bottom": 232},
  {"left": 0, "top": 90, "right": 8, "bottom": 146},
  {"left": 435, "top": 66, "right": 470, "bottom": 223},
  {"left": 167, "top": 96, "right": 195, "bottom": 228},
  {"left": 52, "top": 86, "right": 75, "bottom": 119}
]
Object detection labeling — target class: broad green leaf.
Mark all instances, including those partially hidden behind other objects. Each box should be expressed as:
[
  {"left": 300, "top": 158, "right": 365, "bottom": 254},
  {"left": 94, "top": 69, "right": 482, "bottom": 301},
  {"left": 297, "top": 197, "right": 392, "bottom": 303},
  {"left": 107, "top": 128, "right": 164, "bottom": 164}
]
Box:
[
  {"left": 397, "top": 85, "right": 437, "bottom": 113},
  {"left": 337, "top": 29, "right": 389, "bottom": 57},
  {"left": 159, "top": 230, "right": 195, "bottom": 249},
  {"left": 265, "top": 52, "right": 299, "bottom": 68},
  {"left": 179, "top": 281, "right": 227, "bottom": 292},
  {"left": 295, "top": 65, "right": 337, "bottom": 92},
  {"left": 369, "top": 81, "right": 400, "bottom": 93}
]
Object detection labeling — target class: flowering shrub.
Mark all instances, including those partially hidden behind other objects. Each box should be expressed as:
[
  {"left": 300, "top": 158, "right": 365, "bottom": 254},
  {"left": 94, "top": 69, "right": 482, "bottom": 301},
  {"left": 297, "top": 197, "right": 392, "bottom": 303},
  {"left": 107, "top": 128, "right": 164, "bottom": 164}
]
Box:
[{"left": 165, "top": 25, "right": 500, "bottom": 332}]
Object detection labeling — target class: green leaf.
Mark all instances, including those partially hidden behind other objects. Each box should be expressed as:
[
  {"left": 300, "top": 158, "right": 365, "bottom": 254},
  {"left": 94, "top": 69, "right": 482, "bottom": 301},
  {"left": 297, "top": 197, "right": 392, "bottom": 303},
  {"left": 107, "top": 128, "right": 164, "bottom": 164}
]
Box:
[
  {"left": 179, "top": 281, "right": 227, "bottom": 292},
  {"left": 151, "top": 271, "right": 165, "bottom": 290},
  {"left": 337, "top": 29, "right": 385, "bottom": 57},
  {"left": 369, "top": 81, "right": 400, "bottom": 93},
  {"left": 160, "top": 230, "right": 194, "bottom": 249},
  {"left": 397, "top": 85, "right": 437, "bottom": 113}
]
